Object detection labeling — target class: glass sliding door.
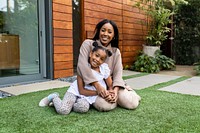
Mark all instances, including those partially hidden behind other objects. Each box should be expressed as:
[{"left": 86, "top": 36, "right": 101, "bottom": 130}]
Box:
[{"left": 0, "top": 0, "right": 47, "bottom": 85}]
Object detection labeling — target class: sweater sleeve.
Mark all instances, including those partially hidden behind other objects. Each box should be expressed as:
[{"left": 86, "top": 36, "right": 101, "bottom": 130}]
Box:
[
  {"left": 77, "top": 40, "right": 98, "bottom": 85},
  {"left": 112, "top": 49, "right": 125, "bottom": 88}
]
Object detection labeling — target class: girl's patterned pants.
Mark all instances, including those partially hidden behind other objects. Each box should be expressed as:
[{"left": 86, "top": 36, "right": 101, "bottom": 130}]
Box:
[{"left": 53, "top": 92, "right": 90, "bottom": 115}]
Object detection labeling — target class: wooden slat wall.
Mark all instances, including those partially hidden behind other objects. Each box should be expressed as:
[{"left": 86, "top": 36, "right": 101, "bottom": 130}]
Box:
[
  {"left": 84, "top": 0, "right": 146, "bottom": 67},
  {"left": 52, "top": 0, "right": 73, "bottom": 78},
  {"left": 122, "top": 0, "right": 146, "bottom": 66},
  {"left": 51, "top": 0, "right": 147, "bottom": 79}
]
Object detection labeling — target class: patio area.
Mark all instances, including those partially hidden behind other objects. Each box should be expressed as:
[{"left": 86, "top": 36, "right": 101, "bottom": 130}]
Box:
[
  {"left": 158, "top": 65, "right": 196, "bottom": 77},
  {"left": 0, "top": 65, "right": 198, "bottom": 99}
]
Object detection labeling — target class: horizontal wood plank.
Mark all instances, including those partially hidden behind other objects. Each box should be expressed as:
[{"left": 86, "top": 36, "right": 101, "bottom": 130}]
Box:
[
  {"left": 53, "top": 12, "right": 72, "bottom": 21},
  {"left": 53, "top": 20, "right": 72, "bottom": 29},
  {"left": 85, "top": 2, "right": 122, "bottom": 15},
  {"left": 54, "top": 46, "right": 73, "bottom": 54},
  {"left": 54, "top": 37, "right": 73, "bottom": 45},
  {"left": 53, "top": 0, "right": 72, "bottom": 6},
  {"left": 53, "top": 3, "right": 72, "bottom": 13},
  {"left": 54, "top": 29, "right": 72, "bottom": 38},
  {"left": 54, "top": 61, "right": 73, "bottom": 70},
  {"left": 85, "top": 0, "right": 122, "bottom": 9},
  {"left": 54, "top": 54, "right": 73, "bottom": 62},
  {"left": 54, "top": 69, "right": 74, "bottom": 79}
]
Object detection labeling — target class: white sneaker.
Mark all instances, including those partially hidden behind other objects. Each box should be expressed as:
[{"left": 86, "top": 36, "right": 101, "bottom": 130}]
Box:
[
  {"left": 49, "top": 102, "right": 54, "bottom": 107},
  {"left": 39, "top": 97, "right": 50, "bottom": 107},
  {"left": 47, "top": 92, "right": 59, "bottom": 102},
  {"left": 39, "top": 92, "right": 59, "bottom": 107}
]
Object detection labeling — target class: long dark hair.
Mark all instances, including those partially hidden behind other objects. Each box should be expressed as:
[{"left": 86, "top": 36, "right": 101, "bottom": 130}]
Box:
[{"left": 92, "top": 19, "right": 119, "bottom": 48}]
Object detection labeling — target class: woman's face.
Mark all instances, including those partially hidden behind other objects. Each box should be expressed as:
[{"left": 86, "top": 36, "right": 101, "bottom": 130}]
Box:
[{"left": 99, "top": 23, "right": 114, "bottom": 46}]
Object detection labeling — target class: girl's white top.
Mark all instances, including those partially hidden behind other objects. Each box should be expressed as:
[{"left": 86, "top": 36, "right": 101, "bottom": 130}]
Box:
[{"left": 67, "top": 63, "right": 110, "bottom": 104}]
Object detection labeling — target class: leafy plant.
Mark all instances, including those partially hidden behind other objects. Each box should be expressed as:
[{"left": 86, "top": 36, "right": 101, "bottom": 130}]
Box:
[
  {"left": 155, "top": 50, "right": 176, "bottom": 70},
  {"left": 131, "top": 51, "right": 160, "bottom": 73},
  {"left": 134, "top": 0, "right": 172, "bottom": 46},
  {"left": 124, "top": 65, "right": 130, "bottom": 70},
  {"left": 173, "top": 0, "right": 200, "bottom": 65},
  {"left": 134, "top": 0, "right": 188, "bottom": 46},
  {"left": 131, "top": 50, "right": 176, "bottom": 73},
  {"left": 194, "top": 62, "right": 200, "bottom": 75}
]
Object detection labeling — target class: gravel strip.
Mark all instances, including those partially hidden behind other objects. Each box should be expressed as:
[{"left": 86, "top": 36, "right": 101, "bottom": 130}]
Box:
[{"left": 57, "top": 76, "right": 77, "bottom": 83}]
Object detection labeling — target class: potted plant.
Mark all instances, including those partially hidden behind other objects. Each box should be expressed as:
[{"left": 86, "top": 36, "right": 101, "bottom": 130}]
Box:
[{"left": 135, "top": 0, "right": 187, "bottom": 57}]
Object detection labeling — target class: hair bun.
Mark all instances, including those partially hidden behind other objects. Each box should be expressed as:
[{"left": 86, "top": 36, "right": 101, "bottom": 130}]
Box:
[
  {"left": 107, "top": 50, "right": 112, "bottom": 57},
  {"left": 92, "top": 41, "right": 98, "bottom": 47}
]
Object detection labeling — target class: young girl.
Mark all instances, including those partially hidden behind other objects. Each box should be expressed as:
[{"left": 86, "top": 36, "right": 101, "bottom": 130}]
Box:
[{"left": 39, "top": 42, "right": 114, "bottom": 115}]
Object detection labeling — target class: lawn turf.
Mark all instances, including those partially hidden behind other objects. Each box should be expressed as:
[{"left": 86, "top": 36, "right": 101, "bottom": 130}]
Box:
[{"left": 1, "top": 76, "right": 200, "bottom": 133}]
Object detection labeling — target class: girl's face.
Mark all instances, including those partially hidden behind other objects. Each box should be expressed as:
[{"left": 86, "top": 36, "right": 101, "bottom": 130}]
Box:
[
  {"left": 89, "top": 49, "right": 107, "bottom": 68},
  {"left": 99, "top": 23, "right": 114, "bottom": 46}
]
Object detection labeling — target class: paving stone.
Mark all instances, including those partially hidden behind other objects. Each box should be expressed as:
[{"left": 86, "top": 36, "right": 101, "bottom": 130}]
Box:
[
  {"left": 159, "top": 76, "right": 200, "bottom": 96},
  {"left": 0, "top": 80, "right": 70, "bottom": 96},
  {"left": 125, "top": 74, "right": 181, "bottom": 90}
]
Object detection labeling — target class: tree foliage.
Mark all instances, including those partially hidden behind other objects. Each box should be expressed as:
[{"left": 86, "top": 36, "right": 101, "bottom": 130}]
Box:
[{"left": 173, "top": 0, "right": 200, "bottom": 65}]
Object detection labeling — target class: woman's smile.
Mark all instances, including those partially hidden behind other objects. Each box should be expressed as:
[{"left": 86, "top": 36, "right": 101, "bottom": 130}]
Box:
[{"left": 99, "top": 23, "right": 114, "bottom": 46}]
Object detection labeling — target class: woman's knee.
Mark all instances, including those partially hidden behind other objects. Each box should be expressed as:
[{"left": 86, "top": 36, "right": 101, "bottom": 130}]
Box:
[
  {"left": 117, "top": 89, "right": 141, "bottom": 109},
  {"left": 93, "top": 96, "right": 117, "bottom": 112}
]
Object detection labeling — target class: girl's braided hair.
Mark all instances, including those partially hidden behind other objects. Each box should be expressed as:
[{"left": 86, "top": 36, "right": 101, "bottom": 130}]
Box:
[{"left": 92, "top": 41, "right": 112, "bottom": 57}]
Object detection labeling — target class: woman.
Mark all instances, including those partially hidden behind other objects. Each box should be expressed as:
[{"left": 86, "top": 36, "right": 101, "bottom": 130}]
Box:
[{"left": 77, "top": 19, "right": 141, "bottom": 111}]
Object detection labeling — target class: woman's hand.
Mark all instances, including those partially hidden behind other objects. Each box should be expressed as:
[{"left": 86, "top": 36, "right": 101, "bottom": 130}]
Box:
[{"left": 105, "top": 87, "right": 119, "bottom": 103}]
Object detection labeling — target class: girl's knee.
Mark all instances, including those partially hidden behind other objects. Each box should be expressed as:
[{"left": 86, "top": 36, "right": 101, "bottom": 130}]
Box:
[
  {"left": 54, "top": 92, "right": 77, "bottom": 115},
  {"left": 73, "top": 99, "right": 90, "bottom": 113},
  {"left": 56, "top": 108, "right": 71, "bottom": 115}
]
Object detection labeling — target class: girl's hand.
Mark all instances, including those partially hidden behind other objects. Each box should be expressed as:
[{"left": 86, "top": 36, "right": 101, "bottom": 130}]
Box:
[
  {"left": 96, "top": 85, "right": 109, "bottom": 98},
  {"left": 93, "top": 82, "right": 109, "bottom": 98},
  {"left": 103, "top": 90, "right": 116, "bottom": 103},
  {"left": 98, "top": 88, "right": 109, "bottom": 98},
  {"left": 107, "top": 87, "right": 119, "bottom": 103},
  {"left": 104, "top": 89, "right": 118, "bottom": 103}
]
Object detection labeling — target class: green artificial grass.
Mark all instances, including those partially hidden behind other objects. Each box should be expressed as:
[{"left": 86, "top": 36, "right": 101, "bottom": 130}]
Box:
[{"left": 1, "top": 76, "right": 200, "bottom": 133}]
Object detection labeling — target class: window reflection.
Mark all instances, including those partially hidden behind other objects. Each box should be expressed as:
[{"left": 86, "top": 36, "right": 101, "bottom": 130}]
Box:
[{"left": 0, "top": 0, "right": 40, "bottom": 77}]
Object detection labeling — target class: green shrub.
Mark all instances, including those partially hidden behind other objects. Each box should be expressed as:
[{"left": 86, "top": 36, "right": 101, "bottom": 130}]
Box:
[
  {"left": 131, "top": 50, "right": 176, "bottom": 73},
  {"left": 174, "top": 0, "right": 200, "bottom": 65},
  {"left": 124, "top": 65, "right": 130, "bottom": 70},
  {"left": 155, "top": 50, "right": 176, "bottom": 70},
  {"left": 194, "top": 62, "right": 200, "bottom": 75}
]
